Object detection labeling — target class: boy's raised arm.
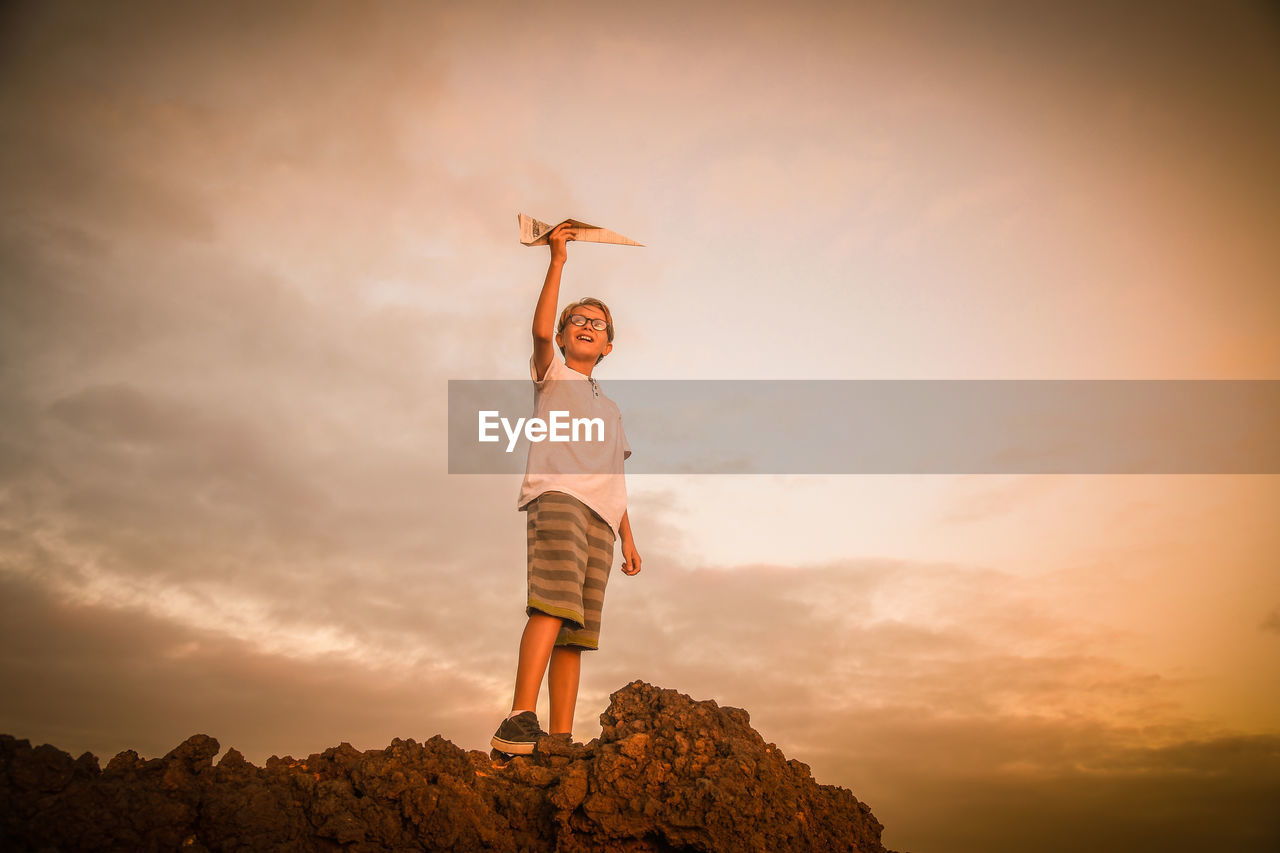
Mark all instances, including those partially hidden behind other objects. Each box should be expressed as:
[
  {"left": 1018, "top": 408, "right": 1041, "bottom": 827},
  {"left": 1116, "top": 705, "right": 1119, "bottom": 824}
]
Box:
[{"left": 532, "top": 223, "right": 577, "bottom": 381}]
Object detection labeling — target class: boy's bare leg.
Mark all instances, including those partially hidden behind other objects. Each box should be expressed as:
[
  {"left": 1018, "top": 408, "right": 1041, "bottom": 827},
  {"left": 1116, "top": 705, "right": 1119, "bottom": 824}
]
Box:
[
  {"left": 512, "top": 611, "right": 563, "bottom": 714},
  {"left": 547, "top": 645, "right": 582, "bottom": 735}
]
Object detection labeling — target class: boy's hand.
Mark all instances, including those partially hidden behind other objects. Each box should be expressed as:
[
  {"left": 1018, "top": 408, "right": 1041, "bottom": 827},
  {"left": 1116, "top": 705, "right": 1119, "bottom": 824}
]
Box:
[
  {"left": 547, "top": 222, "right": 577, "bottom": 265},
  {"left": 621, "top": 539, "right": 642, "bottom": 576}
]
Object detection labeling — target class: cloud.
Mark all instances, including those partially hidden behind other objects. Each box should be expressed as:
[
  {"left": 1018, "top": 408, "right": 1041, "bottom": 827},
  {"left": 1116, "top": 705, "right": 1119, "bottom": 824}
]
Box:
[
  {"left": 5, "top": 547, "right": 1276, "bottom": 852},
  {"left": 1262, "top": 607, "right": 1280, "bottom": 636},
  {"left": 593, "top": 553, "right": 1186, "bottom": 725},
  {"left": 861, "top": 724, "right": 1280, "bottom": 853},
  {"left": 0, "top": 571, "right": 497, "bottom": 765},
  {"left": 940, "top": 475, "right": 1063, "bottom": 524},
  {"left": 2, "top": 4, "right": 1278, "bottom": 853},
  {"left": 0, "top": 0, "right": 544, "bottom": 683},
  {"left": 584, "top": 552, "right": 1280, "bottom": 851}
]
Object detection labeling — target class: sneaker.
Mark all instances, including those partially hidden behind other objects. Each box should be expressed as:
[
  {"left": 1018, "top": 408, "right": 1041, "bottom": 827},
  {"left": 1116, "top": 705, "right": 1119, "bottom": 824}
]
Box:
[{"left": 491, "top": 711, "right": 545, "bottom": 755}]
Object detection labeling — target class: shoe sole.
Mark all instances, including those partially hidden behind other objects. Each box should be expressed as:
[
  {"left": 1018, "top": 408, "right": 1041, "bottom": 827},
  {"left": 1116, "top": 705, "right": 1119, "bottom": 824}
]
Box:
[{"left": 490, "top": 735, "right": 536, "bottom": 755}]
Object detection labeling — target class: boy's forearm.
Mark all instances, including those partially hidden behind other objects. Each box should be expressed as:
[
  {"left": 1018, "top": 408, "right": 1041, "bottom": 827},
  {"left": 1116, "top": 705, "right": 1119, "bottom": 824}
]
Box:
[
  {"left": 532, "top": 257, "right": 565, "bottom": 342},
  {"left": 620, "top": 509, "right": 634, "bottom": 544}
]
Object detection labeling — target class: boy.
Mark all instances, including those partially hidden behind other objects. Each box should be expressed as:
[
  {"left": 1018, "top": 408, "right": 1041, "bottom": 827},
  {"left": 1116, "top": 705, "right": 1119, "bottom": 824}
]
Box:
[{"left": 491, "top": 222, "right": 642, "bottom": 755}]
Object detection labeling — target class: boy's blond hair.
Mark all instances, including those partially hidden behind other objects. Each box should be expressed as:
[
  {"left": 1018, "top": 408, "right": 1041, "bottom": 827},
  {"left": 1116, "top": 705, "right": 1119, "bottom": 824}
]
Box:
[{"left": 556, "top": 297, "right": 614, "bottom": 364}]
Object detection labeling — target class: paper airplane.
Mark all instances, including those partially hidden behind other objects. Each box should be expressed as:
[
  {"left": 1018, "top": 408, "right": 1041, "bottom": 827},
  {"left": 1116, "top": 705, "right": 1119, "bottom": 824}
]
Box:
[{"left": 518, "top": 213, "right": 643, "bottom": 247}]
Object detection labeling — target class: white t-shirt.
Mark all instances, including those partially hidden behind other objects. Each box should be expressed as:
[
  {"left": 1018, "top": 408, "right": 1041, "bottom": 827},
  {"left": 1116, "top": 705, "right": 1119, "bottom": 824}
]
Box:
[{"left": 517, "top": 354, "right": 631, "bottom": 540}]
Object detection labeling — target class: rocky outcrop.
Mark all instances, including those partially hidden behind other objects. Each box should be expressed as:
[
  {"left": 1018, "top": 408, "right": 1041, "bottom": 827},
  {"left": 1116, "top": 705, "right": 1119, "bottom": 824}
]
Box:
[{"left": 0, "top": 681, "right": 890, "bottom": 852}]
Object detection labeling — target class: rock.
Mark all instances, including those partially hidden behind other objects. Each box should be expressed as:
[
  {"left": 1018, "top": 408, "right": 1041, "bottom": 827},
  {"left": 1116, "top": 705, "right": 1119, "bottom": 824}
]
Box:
[{"left": 0, "top": 682, "right": 895, "bottom": 852}]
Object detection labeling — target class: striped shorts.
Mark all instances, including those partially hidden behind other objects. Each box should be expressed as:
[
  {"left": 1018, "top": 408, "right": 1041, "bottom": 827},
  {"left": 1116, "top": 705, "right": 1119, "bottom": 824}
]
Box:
[{"left": 525, "top": 491, "right": 616, "bottom": 651}]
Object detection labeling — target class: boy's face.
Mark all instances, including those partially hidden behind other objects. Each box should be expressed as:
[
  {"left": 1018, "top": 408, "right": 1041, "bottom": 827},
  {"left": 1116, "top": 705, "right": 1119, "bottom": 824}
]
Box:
[{"left": 556, "top": 304, "right": 613, "bottom": 364}]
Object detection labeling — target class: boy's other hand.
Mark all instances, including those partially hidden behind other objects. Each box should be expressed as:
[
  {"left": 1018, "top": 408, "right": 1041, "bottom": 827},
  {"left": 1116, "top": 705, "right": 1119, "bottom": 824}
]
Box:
[
  {"left": 621, "top": 540, "right": 641, "bottom": 576},
  {"left": 548, "top": 222, "right": 577, "bottom": 265}
]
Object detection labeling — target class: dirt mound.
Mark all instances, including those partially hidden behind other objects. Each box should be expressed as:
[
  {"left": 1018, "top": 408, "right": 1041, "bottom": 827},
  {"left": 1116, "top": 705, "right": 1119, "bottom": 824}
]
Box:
[{"left": 0, "top": 680, "right": 891, "bottom": 852}]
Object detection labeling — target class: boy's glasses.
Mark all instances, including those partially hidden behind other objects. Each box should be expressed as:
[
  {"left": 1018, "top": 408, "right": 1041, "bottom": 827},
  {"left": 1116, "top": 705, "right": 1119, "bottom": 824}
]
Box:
[{"left": 567, "top": 314, "right": 609, "bottom": 331}]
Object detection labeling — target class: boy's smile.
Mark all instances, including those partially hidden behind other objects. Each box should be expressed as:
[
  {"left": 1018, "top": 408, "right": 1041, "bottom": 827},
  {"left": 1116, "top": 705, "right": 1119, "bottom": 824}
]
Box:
[{"left": 557, "top": 305, "right": 613, "bottom": 371}]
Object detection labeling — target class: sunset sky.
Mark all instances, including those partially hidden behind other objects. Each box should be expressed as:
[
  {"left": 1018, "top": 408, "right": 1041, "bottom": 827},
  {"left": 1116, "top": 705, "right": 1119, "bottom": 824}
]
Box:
[{"left": 2, "top": 2, "right": 1278, "bottom": 851}]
